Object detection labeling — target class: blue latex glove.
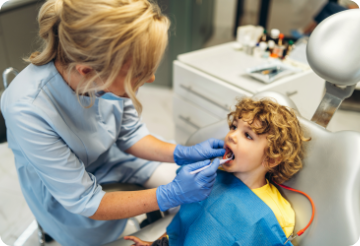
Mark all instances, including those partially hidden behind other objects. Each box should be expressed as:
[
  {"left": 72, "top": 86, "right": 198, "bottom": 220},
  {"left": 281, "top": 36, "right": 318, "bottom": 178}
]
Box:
[
  {"left": 173, "top": 138, "right": 226, "bottom": 166},
  {"left": 156, "top": 159, "right": 220, "bottom": 211}
]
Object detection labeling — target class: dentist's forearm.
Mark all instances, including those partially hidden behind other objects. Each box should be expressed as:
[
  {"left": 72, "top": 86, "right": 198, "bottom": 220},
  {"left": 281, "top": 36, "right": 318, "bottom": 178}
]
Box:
[
  {"left": 90, "top": 189, "right": 159, "bottom": 220},
  {"left": 126, "top": 135, "right": 176, "bottom": 162}
]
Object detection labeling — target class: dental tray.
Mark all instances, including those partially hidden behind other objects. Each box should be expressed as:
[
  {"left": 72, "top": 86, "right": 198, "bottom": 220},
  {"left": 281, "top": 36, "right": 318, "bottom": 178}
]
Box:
[{"left": 246, "top": 62, "right": 301, "bottom": 84}]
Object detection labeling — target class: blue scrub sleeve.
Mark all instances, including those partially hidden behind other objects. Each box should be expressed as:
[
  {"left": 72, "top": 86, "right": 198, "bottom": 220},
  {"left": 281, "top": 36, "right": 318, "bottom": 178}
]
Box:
[
  {"left": 4, "top": 102, "right": 105, "bottom": 217},
  {"left": 116, "top": 99, "right": 149, "bottom": 151}
]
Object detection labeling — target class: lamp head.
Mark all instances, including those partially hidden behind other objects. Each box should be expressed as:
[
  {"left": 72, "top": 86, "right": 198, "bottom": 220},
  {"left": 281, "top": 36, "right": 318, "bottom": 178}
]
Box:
[{"left": 307, "top": 9, "right": 360, "bottom": 86}]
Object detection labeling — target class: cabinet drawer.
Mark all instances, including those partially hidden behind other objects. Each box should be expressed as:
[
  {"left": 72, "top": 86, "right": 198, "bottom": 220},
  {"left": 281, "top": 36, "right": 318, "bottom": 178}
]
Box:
[
  {"left": 174, "top": 61, "right": 251, "bottom": 119},
  {"left": 173, "top": 95, "right": 221, "bottom": 136}
]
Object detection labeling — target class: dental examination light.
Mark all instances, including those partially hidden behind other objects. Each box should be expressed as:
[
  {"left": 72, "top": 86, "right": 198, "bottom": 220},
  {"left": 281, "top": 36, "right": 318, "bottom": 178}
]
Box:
[{"left": 307, "top": 8, "right": 360, "bottom": 128}]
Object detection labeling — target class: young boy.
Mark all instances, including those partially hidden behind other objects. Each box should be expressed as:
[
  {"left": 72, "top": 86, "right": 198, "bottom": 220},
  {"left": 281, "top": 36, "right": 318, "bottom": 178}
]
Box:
[{"left": 125, "top": 98, "right": 310, "bottom": 246}]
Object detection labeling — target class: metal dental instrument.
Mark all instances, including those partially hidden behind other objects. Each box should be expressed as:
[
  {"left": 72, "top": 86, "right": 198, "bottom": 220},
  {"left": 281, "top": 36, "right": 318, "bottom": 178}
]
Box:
[{"left": 190, "top": 153, "right": 234, "bottom": 175}]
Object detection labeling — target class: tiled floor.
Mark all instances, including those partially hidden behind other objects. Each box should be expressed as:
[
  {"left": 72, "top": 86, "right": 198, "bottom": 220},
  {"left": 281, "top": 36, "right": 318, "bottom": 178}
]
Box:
[
  {"left": 0, "top": 140, "right": 35, "bottom": 246},
  {"left": 2, "top": 83, "right": 360, "bottom": 246}
]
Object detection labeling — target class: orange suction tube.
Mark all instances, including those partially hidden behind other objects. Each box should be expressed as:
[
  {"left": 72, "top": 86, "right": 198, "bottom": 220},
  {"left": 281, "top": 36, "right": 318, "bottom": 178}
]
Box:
[{"left": 273, "top": 180, "right": 316, "bottom": 238}]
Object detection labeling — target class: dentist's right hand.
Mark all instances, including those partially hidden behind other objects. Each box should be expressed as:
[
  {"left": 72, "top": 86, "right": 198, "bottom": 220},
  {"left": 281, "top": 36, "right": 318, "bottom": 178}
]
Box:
[{"left": 156, "top": 159, "right": 220, "bottom": 211}]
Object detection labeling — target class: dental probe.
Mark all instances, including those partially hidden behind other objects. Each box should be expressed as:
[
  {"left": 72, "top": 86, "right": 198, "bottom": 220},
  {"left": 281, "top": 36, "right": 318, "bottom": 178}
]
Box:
[{"left": 190, "top": 154, "right": 234, "bottom": 175}]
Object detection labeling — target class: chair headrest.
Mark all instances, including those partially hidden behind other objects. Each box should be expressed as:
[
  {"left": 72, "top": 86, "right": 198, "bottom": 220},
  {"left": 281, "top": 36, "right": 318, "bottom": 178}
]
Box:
[
  {"left": 186, "top": 92, "right": 298, "bottom": 146},
  {"left": 252, "top": 91, "right": 298, "bottom": 112}
]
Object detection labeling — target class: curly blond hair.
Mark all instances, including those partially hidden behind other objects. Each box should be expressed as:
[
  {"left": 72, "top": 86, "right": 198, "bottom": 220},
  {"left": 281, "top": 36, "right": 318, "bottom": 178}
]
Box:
[
  {"left": 227, "top": 98, "right": 311, "bottom": 184},
  {"left": 26, "top": 0, "right": 169, "bottom": 113}
]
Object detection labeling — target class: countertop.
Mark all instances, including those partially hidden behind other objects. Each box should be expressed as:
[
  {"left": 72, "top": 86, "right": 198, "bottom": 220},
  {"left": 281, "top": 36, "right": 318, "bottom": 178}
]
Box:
[{"left": 177, "top": 42, "right": 312, "bottom": 94}]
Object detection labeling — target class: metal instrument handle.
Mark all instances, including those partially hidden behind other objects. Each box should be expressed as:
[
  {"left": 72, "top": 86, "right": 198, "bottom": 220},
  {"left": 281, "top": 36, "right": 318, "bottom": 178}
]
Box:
[
  {"left": 311, "top": 81, "right": 355, "bottom": 128},
  {"left": 2, "top": 67, "right": 19, "bottom": 89},
  {"left": 284, "top": 233, "right": 297, "bottom": 245},
  {"left": 180, "top": 84, "right": 230, "bottom": 111}
]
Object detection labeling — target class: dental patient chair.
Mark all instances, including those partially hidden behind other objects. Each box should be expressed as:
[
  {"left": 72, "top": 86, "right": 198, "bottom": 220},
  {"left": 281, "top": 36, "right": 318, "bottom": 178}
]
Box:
[{"left": 106, "top": 9, "right": 360, "bottom": 246}]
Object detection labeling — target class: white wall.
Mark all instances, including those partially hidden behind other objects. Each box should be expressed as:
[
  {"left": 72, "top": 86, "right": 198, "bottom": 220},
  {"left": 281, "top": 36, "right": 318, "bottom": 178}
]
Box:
[
  {"left": 205, "top": 0, "right": 237, "bottom": 47},
  {"left": 287, "top": 0, "right": 327, "bottom": 27},
  {"left": 213, "top": 0, "right": 237, "bottom": 28},
  {"left": 240, "top": 0, "right": 328, "bottom": 36},
  {"left": 206, "top": 0, "right": 328, "bottom": 46}
]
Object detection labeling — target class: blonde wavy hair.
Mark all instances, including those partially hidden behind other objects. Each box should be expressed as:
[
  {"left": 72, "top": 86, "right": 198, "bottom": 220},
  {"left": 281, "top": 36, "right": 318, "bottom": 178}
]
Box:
[
  {"left": 227, "top": 98, "right": 311, "bottom": 184},
  {"left": 26, "top": 0, "right": 170, "bottom": 113}
]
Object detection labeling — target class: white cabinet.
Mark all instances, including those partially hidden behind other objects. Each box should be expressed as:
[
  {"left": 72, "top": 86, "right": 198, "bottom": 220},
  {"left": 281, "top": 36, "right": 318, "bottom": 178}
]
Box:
[
  {"left": 174, "top": 61, "right": 251, "bottom": 119},
  {"left": 173, "top": 95, "right": 222, "bottom": 145},
  {"left": 173, "top": 42, "right": 325, "bottom": 144}
]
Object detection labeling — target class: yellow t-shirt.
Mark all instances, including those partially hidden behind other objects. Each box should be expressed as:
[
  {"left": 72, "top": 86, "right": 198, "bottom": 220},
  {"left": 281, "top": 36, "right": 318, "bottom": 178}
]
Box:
[{"left": 251, "top": 180, "right": 295, "bottom": 238}]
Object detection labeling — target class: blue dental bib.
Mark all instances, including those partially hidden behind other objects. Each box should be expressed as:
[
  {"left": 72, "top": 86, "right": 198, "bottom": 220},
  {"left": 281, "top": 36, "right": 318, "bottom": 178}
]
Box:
[{"left": 167, "top": 171, "right": 293, "bottom": 246}]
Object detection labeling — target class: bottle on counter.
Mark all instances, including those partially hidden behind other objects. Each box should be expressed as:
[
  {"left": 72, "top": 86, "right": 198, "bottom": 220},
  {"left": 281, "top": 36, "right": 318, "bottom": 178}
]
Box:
[
  {"left": 270, "top": 29, "right": 280, "bottom": 43},
  {"left": 273, "top": 33, "right": 285, "bottom": 58},
  {"left": 243, "top": 35, "right": 251, "bottom": 55},
  {"left": 268, "top": 40, "right": 276, "bottom": 54},
  {"left": 259, "top": 29, "right": 267, "bottom": 43},
  {"left": 285, "top": 40, "right": 294, "bottom": 57},
  {"left": 245, "top": 41, "right": 257, "bottom": 56},
  {"left": 258, "top": 41, "right": 269, "bottom": 58},
  {"left": 253, "top": 43, "right": 262, "bottom": 58}
]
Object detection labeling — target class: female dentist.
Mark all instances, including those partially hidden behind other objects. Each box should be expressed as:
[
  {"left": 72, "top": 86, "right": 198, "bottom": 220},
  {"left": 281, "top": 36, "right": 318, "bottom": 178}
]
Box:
[{"left": 0, "top": 0, "right": 225, "bottom": 245}]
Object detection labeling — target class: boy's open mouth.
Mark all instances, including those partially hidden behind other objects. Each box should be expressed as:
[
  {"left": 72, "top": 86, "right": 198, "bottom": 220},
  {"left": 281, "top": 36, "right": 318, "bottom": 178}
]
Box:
[{"left": 224, "top": 147, "right": 235, "bottom": 161}]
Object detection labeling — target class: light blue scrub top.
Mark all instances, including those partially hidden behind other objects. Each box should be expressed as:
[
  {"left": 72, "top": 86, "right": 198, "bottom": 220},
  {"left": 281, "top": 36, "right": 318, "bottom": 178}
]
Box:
[{"left": 1, "top": 61, "right": 161, "bottom": 246}]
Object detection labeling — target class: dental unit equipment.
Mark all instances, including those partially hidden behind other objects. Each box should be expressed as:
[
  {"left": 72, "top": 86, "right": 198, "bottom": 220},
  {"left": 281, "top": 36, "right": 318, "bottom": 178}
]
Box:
[{"left": 166, "top": 9, "right": 360, "bottom": 246}]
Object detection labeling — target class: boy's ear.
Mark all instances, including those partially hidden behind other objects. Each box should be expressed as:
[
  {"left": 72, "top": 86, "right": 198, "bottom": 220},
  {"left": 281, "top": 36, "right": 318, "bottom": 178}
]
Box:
[{"left": 263, "top": 157, "right": 282, "bottom": 168}]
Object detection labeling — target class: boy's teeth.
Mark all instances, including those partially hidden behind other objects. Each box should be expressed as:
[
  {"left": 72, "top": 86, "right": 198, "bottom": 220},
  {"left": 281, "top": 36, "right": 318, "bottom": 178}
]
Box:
[{"left": 224, "top": 148, "right": 234, "bottom": 161}]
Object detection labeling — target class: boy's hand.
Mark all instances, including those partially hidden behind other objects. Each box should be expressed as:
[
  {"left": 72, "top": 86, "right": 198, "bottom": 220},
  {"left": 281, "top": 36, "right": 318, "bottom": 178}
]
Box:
[{"left": 123, "top": 236, "right": 152, "bottom": 246}]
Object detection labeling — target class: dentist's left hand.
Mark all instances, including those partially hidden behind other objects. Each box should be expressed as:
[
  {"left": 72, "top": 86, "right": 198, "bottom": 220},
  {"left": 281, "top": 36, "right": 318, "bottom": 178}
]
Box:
[{"left": 173, "top": 138, "right": 226, "bottom": 165}]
